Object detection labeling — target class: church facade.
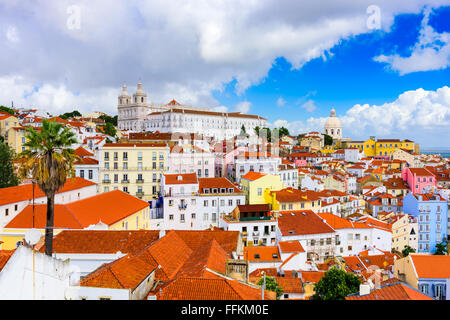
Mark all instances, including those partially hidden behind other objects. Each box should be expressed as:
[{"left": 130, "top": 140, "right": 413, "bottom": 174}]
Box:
[{"left": 117, "top": 82, "right": 267, "bottom": 141}]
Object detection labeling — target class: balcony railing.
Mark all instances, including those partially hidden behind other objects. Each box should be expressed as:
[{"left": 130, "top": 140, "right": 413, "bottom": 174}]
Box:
[
  {"left": 179, "top": 204, "right": 188, "bottom": 210},
  {"left": 239, "top": 216, "right": 272, "bottom": 222},
  {"left": 102, "top": 180, "right": 111, "bottom": 184},
  {"left": 121, "top": 179, "right": 130, "bottom": 184},
  {"left": 136, "top": 191, "right": 145, "bottom": 196},
  {"left": 136, "top": 179, "right": 145, "bottom": 183}
]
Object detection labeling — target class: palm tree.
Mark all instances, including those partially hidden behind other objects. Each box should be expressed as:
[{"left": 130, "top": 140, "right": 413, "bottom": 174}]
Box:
[{"left": 19, "top": 120, "right": 78, "bottom": 256}]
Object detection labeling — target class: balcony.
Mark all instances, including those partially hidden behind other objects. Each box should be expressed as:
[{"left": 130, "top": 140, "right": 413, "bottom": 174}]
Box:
[
  {"left": 179, "top": 203, "right": 188, "bottom": 210},
  {"left": 102, "top": 180, "right": 111, "bottom": 184},
  {"left": 239, "top": 216, "right": 272, "bottom": 222},
  {"left": 136, "top": 191, "right": 145, "bottom": 196},
  {"left": 121, "top": 179, "right": 130, "bottom": 184},
  {"left": 252, "top": 231, "right": 260, "bottom": 237},
  {"left": 136, "top": 179, "right": 145, "bottom": 183}
]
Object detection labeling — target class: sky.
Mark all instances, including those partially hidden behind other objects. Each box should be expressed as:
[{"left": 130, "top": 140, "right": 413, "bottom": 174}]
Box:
[{"left": 0, "top": 1, "right": 449, "bottom": 148}]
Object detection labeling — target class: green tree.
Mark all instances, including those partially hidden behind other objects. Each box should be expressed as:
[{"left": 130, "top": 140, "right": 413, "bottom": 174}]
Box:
[
  {"left": 324, "top": 134, "right": 333, "bottom": 146},
  {"left": 257, "top": 276, "right": 283, "bottom": 300},
  {"left": 99, "top": 114, "right": 118, "bottom": 126},
  {"left": 402, "top": 245, "right": 416, "bottom": 257},
  {"left": 19, "top": 120, "right": 78, "bottom": 256},
  {"left": 313, "top": 267, "right": 361, "bottom": 300},
  {"left": 59, "top": 110, "right": 82, "bottom": 119},
  {"left": 0, "top": 142, "right": 20, "bottom": 188},
  {"left": 0, "top": 105, "right": 16, "bottom": 115},
  {"left": 434, "top": 241, "right": 448, "bottom": 255},
  {"left": 278, "top": 126, "right": 290, "bottom": 138},
  {"left": 98, "top": 122, "right": 117, "bottom": 138},
  {"left": 254, "top": 126, "right": 260, "bottom": 136}
]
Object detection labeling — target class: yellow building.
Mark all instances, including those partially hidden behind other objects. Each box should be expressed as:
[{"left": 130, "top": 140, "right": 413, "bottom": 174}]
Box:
[
  {"left": 240, "top": 172, "right": 283, "bottom": 205},
  {"left": 264, "top": 188, "right": 322, "bottom": 213},
  {"left": 391, "top": 214, "right": 418, "bottom": 253},
  {"left": 0, "top": 114, "right": 19, "bottom": 139},
  {"left": 0, "top": 190, "right": 150, "bottom": 250},
  {"left": 347, "top": 138, "right": 415, "bottom": 158},
  {"left": 6, "top": 126, "right": 27, "bottom": 154},
  {"left": 99, "top": 143, "right": 169, "bottom": 200}
]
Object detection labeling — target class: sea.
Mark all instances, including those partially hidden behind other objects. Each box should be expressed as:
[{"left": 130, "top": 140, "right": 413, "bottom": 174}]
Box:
[{"left": 421, "top": 149, "right": 450, "bottom": 158}]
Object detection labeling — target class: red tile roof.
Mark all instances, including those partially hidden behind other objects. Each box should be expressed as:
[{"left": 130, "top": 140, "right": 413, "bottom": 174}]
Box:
[
  {"left": 409, "top": 254, "right": 450, "bottom": 279},
  {"left": 74, "top": 146, "right": 94, "bottom": 157},
  {"left": 164, "top": 173, "right": 198, "bottom": 185},
  {"left": 300, "top": 271, "right": 325, "bottom": 283},
  {"left": 5, "top": 190, "right": 149, "bottom": 229},
  {"left": 275, "top": 277, "right": 304, "bottom": 293},
  {"left": 0, "top": 250, "right": 15, "bottom": 272},
  {"left": 0, "top": 177, "right": 96, "bottom": 206},
  {"left": 278, "top": 210, "right": 335, "bottom": 236},
  {"left": 241, "top": 171, "right": 267, "bottom": 181},
  {"left": 80, "top": 253, "right": 158, "bottom": 290},
  {"left": 155, "top": 277, "right": 275, "bottom": 300},
  {"left": 244, "top": 246, "right": 281, "bottom": 262},
  {"left": 346, "top": 282, "right": 433, "bottom": 300},
  {"left": 46, "top": 230, "right": 160, "bottom": 254},
  {"left": 278, "top": 241, "right": 305, "bottom": 253}
]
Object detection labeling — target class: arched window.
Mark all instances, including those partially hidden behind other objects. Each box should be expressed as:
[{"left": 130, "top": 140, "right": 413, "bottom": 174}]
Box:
[{"left": 141, "top": 97, "right": 144, "bottom": 103}]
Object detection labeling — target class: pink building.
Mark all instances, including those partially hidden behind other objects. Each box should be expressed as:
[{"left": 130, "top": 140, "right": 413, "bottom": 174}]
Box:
[{"left": 402, "top": 167, "right": 437, "bottom": 194}]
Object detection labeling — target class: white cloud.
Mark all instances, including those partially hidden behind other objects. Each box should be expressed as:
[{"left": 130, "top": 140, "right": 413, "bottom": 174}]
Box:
[
  {"left": 235, "top": 101, "right": 251, "bottom": 114},
  {"left": 300, "top": 100, "right": 317, "bottom": 112},
  {"left": 0, "top": 1, "right": 447, "bottom": 115},
  {"left": 273, "top": 86, "right": 450, "bottom": 146},
  {"left": 276, "top": 97, "right": 286, "bottom": 107},
  {"left": 212, "top": 105, "right": 228, "bottom": 112},
  {"left": 6, "top": 26, "right": 19, "bottom": 43},
  {"left": 374, "top": 7, "right": 450, "bottom": 75}
]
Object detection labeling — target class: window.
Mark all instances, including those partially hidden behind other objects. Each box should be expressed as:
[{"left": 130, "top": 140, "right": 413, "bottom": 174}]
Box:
[
  {"left": 123, "top": 152, "right": 128, "bottom": 160},
  {"left": 80, "top": 170, "right": 84, "bottom": 178},
  {"left": 5, "top": 208, "right": 9, "bottom": 216},
  {"left": 180, "top": 214, "right": 185, "bottom": 222},
  {"left": 138, "top": 152, "right": 143, "bottom": 160},
  {"left": 88, "top": 170, "right": 93, "bottom": 180},
  {"left": 104, "top": 152, "right": 109, "bottom": 160},
  {"left": 257, "top": 188, "right": 262, "bottom": 196},
  {"left": 228, "top": 199, "right": 233, "bottom": 206},
  {"left": 169, "top": 214, "right": 174, "bottom": 220},
  {"left": 204, "top": 200, "right": 208, "bottom": 207}
]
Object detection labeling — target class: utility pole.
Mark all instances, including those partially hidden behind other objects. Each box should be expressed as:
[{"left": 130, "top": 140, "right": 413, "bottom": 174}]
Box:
[{"left": 261, "top": 271, "right": 266, "bottom": 300}]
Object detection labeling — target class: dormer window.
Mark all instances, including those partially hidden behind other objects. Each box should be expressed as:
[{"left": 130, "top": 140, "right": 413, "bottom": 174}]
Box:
[
  {"left": 212, "top": 188, "right": 218, "bottom": 193},
  {"left": 220, "top": 188, "right": 226, "bottom": 193},
  {"left": 228, "top": 188, "right": 234, "bottom": 193},
  {"left": 254, "top": 254, "right": 260, "bottom": 259},
  {"left": 204, "top": 188, "right": 210, "bottom": 194}
]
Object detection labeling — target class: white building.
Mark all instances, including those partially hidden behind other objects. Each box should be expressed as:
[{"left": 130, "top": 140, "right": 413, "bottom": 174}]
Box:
[
  {"left": 228, "top": 151, "right": 281, "bottom": 183},
  {"left": 278, "top": 164, "right": 299, "bottom": 189},
  {"left": 158, "top": 173, "right": 245, "bottom": 230},
  {"left": 0, "top": 246, "right": 71, "bottom": 300},
  {"left": 145, "top": 107, "right": 267, "bottom": 141},
  {"left": 167, "top": 144, "right": 215, "bottom": 178},
  {"left": 220, "top": 204, "right": 278, "bottom": 247},
  {"left": 117, "top": 82, "right": 267, "bottom": 139},
  {"left": 324, "top": 108, "right": 343, "bottom": 140},
  {"left": 0, "top": 178, "right": 97, "bottom": 229}
]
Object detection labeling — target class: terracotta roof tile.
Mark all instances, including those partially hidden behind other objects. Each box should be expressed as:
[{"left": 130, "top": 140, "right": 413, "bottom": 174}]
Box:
[
  {"left": 198, "top": 177, "right": 242, "bottom": 194},
  {"left": 241, "top": 171, "right": 267, "bottom": 181},
  {"left": 46, "top": 230, "right": 160, "bottom": 254},
  {"left": 244, "top": 246, "right": 281, "bottom": 262},
  {"left": 0, "top": 177, "right": 96, "bottom": 206},
  {"left": 0, "top": 250, "right": 15, "bottom": 272},
  {"left": 278, "top": 241, "right": 305, "bottom": 253},
  {"left": 346, "top": 282, "right": 433, "bottom": 300},
  {"left": 409, "top": 254, "right": 450, "bottom": 279},
  {"left": 5, "top": 190, "right": 149, "bottom": 229},
  {"left": 278, "top": 210, "right": 335, "bottom": 236},
  {"left": 164, "top": 173, "right": 198, "bottom": 185}
]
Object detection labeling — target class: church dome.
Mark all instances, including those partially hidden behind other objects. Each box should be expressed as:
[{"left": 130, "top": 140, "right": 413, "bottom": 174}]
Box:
[
  {"left": 324, "top": 108, "right": 342, "bottom": 129},
  {"left": 324, "top": 108, "right": 343, "bottom": 140}
]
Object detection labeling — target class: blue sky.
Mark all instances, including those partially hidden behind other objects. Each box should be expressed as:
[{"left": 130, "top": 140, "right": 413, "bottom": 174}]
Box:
[
  {"left": 0, "top": 1, "right": 449, "bottom": 147},
  {"left": 213, "top": 7, "right": 450, "bottom": 147}
]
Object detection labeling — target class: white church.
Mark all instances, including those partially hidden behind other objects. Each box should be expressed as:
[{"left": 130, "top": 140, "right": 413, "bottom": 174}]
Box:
[{"left": 117, "top": 82, "right": 267, "bottom": 141}]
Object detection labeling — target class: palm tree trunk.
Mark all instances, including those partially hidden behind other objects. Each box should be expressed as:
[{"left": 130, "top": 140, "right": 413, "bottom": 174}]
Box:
[{"left": 44, "top": 193, "right": 55, "bottom": 256}]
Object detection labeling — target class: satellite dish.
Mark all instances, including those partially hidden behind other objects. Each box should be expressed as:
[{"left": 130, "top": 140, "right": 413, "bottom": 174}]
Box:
[{"left": 25, "top": 229, "right": 41, "bottom": 246}]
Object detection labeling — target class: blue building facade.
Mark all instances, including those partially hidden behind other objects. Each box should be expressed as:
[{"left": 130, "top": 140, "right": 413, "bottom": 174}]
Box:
[{"left": 403, "top": 193, "right": 448, "bottom": 254}]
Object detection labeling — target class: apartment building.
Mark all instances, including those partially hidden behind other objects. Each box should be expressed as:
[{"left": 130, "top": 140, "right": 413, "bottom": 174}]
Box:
[{"left": 99, "top": 143, "right": 169, "bottom": 200}]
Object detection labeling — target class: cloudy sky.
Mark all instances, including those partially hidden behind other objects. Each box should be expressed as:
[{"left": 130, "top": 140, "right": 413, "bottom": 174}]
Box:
[{"left": 0, "top": 1, "right": 449, "bottom": 148}]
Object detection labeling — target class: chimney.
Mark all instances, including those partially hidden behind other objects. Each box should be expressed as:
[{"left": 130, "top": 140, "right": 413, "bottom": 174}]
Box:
[
  {"left": 159, "top": 230, "right": 166, "bottom": 239},
  {"left": 359, "top": 284, "right": 371, "bottom": 296}
]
